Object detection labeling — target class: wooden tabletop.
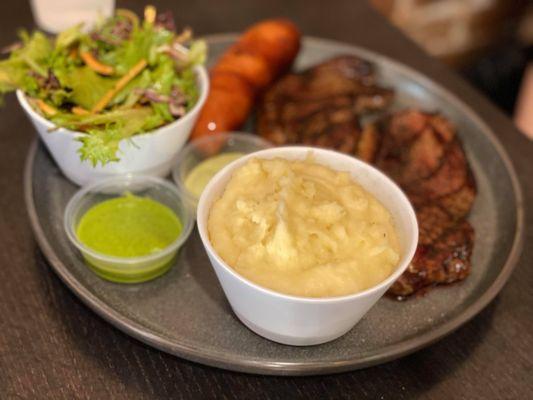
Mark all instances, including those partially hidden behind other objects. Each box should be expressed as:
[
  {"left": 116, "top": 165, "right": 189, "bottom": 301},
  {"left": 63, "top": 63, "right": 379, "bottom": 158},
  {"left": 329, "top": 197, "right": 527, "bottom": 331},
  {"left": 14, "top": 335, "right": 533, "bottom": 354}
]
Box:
[{"left": 1, "top": 0, "right": 532, "bottom": 398}]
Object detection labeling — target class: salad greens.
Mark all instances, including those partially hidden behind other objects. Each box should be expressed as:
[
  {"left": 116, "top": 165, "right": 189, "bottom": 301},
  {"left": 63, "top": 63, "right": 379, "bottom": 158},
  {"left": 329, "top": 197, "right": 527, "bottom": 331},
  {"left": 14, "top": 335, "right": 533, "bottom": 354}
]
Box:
[{"left": 0, "top": 7, "right": 206, "bottom": 165}]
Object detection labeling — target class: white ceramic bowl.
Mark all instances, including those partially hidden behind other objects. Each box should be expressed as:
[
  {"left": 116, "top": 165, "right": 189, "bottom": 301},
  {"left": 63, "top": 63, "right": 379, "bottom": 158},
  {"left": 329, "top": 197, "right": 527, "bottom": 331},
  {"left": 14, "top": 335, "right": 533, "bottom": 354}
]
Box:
[
  {"left": 197, "top": 146, "right": 418, "bottom": 346},
  {"left": 17, "top": 65, "right": 209, "bottom": 186}
]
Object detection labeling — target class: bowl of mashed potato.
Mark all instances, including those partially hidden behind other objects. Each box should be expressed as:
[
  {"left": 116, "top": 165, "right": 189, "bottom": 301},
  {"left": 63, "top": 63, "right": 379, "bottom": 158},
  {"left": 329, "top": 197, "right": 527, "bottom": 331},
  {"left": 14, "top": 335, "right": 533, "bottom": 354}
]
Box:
[{"left": 197, "top": 147, "right": 418, "bottom": 346}]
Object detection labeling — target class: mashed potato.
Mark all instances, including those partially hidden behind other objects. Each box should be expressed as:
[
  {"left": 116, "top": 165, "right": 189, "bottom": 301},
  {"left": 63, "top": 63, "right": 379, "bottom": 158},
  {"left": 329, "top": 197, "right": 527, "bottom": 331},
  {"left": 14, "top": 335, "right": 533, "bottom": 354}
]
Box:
[{"left": 207, "top": 157, "right": 400, "bottom": 298}]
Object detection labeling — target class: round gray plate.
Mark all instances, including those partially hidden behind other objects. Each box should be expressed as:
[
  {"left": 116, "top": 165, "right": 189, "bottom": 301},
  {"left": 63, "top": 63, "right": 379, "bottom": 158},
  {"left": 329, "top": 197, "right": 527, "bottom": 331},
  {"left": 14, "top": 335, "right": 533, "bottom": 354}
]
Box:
[{"left": 24, "top": 35, "right": 524, "bottom": 376}]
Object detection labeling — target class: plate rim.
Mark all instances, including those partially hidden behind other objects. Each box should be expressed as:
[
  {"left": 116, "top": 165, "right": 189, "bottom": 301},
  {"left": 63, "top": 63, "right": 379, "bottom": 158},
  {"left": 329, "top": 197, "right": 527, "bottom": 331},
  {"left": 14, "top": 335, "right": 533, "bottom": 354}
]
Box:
[{"left": 24, "top": 34, "right": 525, "bottom": 376}]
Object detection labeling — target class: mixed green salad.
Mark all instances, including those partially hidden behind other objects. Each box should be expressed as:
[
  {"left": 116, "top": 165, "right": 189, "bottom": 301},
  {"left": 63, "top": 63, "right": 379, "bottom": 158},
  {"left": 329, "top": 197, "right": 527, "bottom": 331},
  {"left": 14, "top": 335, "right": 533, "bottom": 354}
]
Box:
[{"left": 0, "top": 6, "right": 206, "bottom": 165}]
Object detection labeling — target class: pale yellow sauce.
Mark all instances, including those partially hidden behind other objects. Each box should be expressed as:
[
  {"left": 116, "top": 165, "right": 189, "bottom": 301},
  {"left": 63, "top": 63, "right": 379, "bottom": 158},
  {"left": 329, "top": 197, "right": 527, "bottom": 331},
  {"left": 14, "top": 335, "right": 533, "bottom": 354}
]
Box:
[
  {"left": 207, "top": 157, "right": 401, "bottom": 298},
  {"left": 185, "top": 152, "right": 244, "bottom": 198}
]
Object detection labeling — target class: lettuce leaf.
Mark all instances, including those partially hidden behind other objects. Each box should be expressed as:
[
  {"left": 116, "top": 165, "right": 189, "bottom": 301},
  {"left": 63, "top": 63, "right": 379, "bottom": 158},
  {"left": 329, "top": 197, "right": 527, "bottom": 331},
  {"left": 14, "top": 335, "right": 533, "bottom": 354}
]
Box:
[
  {"left": 0, "top": 31, "right": 52, "bottom": 94},
  {"left": 98, "top": 24, "right": 173, "bottom": 75},
  {"left": 59, "top": 66, "right": 116, "bottom": 110},
  {"left": 52, "top": 107, "right": 155, "bottom": 165},
  {"left": 174, "top": 68, "right": 199, "bottom": 111}
]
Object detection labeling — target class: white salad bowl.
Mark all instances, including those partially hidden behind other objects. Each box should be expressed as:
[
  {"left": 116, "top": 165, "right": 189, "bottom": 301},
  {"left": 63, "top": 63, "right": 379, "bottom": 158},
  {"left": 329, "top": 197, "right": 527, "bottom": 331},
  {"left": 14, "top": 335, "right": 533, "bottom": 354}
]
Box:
[
  {"left": 197, "top": 146, "right": 418, "bottom": 346},
  {"left": 17, "top": 65, "right": 209, "bottom": 186}
]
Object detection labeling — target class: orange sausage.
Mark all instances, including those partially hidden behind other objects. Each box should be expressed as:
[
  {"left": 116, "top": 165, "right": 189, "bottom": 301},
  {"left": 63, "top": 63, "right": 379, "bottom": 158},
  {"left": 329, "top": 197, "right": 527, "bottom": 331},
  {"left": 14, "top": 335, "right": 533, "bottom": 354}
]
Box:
[
  {"left": 191, "top": 19, "right": 300, "bottom": 147},
  {"left": 191, "top": 70, "right": 255, "bottom": 153},
  {"left": 238, "top": 19, "right": 301, "bottom": 75},
  {"left": 202, "top": 70, "right": 254, "bottom": 132}
]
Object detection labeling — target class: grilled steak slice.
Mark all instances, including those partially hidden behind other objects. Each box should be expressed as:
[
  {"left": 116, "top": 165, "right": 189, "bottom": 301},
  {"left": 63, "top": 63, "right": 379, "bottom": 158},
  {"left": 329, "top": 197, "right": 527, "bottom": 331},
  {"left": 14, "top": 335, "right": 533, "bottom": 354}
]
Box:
[
  {"left": 374, "top": 110, "right": 476, "bottom": 213},
  {"left": 257, "top": 55, "right": 394, "bottom": 154},
  {"left": 373, "top": 110, "right": 476, "bottom": 297}
]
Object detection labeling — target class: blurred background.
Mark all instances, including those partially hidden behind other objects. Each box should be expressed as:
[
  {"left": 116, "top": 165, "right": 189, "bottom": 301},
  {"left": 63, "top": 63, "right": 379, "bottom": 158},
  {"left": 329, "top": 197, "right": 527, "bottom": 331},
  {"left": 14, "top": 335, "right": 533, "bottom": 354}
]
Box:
[
  {"left": 22, "top": 0, "right": 533, "bottom": 137},
  {"left": 370, "top": 0, "right": 533, "bottom": 137}
]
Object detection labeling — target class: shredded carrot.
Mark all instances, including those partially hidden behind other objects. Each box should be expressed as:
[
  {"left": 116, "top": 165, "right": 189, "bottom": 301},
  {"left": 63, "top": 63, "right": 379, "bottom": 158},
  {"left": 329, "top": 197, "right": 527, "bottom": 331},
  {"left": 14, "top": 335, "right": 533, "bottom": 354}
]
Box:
[
  {"left": 91, "top": 59, "right": 148, "bottom": 113},
  {"left": 72, "top": 106, "right": 90, "bottom": 115},
  {"left": 35, "top": 99, "right": 58, "bottom": 116},
  {"left": 144, "top": 5, "right": 156, "bottom": 24},
  {"left": 80, "top": 51, "right": 114, "bottom": 76}
]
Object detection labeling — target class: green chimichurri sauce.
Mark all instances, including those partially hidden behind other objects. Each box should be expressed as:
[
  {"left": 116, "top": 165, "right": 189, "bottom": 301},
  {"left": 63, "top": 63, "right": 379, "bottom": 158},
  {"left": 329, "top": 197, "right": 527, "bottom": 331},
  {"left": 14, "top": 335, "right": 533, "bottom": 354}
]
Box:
[{"left": 76, "top": 193, "right": 182, "bottom": 258}]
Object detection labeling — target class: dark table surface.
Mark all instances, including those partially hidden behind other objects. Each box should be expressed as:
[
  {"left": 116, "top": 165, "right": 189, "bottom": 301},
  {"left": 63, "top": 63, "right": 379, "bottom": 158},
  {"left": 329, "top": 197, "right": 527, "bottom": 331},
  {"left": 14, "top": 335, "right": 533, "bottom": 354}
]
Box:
[{"left": 1, "top": 0, "right": 532, "bottom": 399}]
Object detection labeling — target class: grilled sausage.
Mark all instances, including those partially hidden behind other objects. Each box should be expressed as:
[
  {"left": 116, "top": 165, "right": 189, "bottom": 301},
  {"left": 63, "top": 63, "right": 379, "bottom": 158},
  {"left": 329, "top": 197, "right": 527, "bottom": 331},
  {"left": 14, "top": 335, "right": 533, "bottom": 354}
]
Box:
[{"left": 191, "top": 19, "right": 300, "bottom": 146}]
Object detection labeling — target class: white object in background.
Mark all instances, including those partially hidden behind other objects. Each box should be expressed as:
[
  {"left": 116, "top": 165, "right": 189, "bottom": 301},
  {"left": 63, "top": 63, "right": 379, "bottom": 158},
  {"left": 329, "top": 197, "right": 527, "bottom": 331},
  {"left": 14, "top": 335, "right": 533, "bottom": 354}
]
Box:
[
  {"left": 17, "top": 66, "right": 209, "bottom": 186},
  {"left": 197, "top": 147, "right": 419, "bottom": 346},
  {"left": 389, "top": 0, "right": 494, "bottom": 57},
  {"left": 30, "top": 0, "right": 115, "bottom": 33}
]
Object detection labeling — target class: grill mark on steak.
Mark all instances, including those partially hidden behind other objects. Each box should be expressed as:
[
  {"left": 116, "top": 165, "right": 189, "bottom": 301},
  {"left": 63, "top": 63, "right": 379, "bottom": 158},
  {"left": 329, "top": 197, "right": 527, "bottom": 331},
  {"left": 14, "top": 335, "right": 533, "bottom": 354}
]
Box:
[
  {"left": 256, "top": 56, "right": 476, "bottom": 298},
  {"left": 416, "top": 205, "right": 455, "bottom": 246},
  {"left": 389, "top": 220, "right": 474, "bottom": 298},
  {"left": 437, "top": 172, "right": 476, "bottom": 220},
  {"left": 405, "top": 141, "right": 469, "bottom": 200}
]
